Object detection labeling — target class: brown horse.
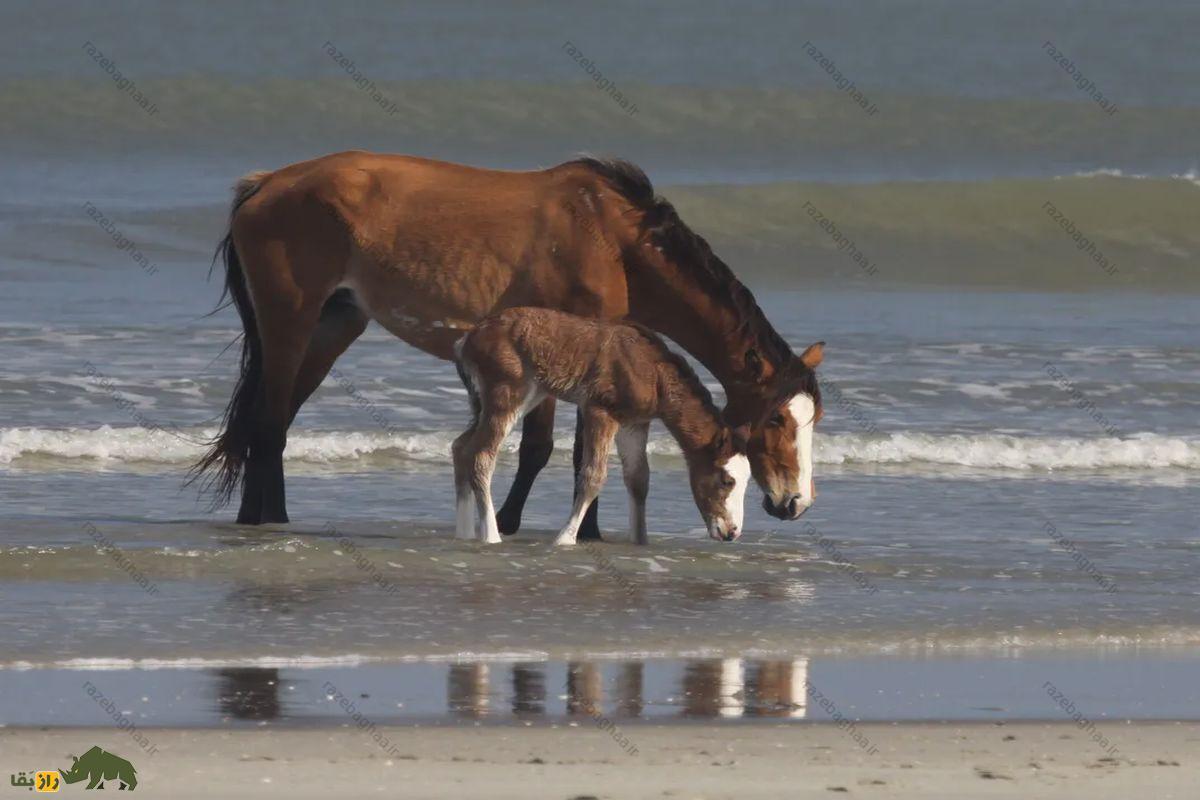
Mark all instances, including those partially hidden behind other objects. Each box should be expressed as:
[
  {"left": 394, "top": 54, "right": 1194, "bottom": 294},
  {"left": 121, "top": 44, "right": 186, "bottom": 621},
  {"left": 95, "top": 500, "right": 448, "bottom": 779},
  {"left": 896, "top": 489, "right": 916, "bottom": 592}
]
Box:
[
  {"left": 454, "top": 307, "right": 759, "bottom": 545},
  {"left": 191, "top": 152, "right": 824, "bottom": 535}
]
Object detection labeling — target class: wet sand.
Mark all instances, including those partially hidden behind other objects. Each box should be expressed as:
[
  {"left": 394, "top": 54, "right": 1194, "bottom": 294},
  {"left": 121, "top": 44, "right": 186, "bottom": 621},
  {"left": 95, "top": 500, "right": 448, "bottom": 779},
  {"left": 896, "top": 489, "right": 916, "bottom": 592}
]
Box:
[{"left": 3, "top": 721, "right": 1194, "bottom": 799}]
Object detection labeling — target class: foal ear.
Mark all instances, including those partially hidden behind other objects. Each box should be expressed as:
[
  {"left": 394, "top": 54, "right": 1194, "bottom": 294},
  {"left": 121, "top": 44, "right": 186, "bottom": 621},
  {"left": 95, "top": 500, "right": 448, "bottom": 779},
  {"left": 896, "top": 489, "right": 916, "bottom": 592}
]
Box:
[
  {"left": 799, "top": 341, "right": 825, "bottom": 369},
  {"left": 731, "top": 423, "right": 750, "bottom": 451}
]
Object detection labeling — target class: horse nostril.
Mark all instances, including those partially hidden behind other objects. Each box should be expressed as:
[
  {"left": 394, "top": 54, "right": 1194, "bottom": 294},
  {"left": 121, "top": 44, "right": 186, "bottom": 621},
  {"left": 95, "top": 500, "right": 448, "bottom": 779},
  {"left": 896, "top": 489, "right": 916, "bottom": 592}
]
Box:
[{"left": 762, "top": 496, "right": 787, "bottom": 520}]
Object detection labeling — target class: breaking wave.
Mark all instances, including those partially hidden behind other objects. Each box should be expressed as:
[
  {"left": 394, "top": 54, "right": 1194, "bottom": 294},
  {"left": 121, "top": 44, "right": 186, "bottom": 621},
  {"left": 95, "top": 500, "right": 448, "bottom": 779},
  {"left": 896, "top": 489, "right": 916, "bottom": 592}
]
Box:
[{"left": 3, "top": 426, "right": 1197, "bottom": 474}]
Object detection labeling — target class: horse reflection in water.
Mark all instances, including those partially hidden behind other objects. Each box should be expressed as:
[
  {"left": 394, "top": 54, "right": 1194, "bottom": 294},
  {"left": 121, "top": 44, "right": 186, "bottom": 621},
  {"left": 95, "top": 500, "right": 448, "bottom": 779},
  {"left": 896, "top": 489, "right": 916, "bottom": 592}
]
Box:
[
  {"left": 214, "top": 668, "right": 283, "bottom": 720},
  {"left": 512, "top": 663, "right": 546, "bottom": 716},
  {"left": 445, "top": 658, "right": 808, "bottom": 720},
  {"left": 205, "top": 658, "right": 808, "bottom": 722},
  {"left": 448, "top": 663, "right": 493, "bottom": 719}
]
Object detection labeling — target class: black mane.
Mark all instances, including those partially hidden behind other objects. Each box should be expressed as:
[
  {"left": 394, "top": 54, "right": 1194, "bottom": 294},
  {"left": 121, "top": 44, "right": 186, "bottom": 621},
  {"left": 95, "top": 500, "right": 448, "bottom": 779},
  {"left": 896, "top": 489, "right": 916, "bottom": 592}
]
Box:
[{"left": 568, "top": 156, "right": 799, "bottom": 378}]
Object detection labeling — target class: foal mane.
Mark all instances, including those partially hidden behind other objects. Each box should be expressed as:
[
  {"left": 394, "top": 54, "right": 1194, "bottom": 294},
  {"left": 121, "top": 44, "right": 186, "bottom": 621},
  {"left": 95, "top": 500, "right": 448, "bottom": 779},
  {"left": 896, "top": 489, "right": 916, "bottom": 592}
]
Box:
[
  {"left": 568, "top": 156, "right": 799, "bottom": 379},
  {"left": 622, "top": 319, "right": 726, "bottom": 429}
]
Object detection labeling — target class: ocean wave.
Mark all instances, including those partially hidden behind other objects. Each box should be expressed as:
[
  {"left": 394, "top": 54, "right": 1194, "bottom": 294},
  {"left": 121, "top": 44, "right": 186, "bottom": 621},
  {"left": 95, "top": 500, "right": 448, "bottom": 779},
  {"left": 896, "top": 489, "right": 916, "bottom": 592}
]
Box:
[
  {"left": 3, "top": 426, "right": 1196, "bottom": 473},
  {"left": 671, "top": 172, "right": 1200, "bottom": 288},
  {"left": 17, "top": 167, "right": 1199, "bottom": 290},
  {"left": 1068, "top": 167, "right": 1200, "bottom": 186}
]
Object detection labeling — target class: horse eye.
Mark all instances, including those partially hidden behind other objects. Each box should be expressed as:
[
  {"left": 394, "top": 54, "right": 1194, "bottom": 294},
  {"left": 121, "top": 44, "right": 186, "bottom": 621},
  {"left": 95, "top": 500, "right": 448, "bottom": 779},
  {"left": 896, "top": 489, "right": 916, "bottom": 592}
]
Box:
[
  {"left": 720, "top": 474, "right": 735, "bottom": 489},
  {"left": 769, "top": 414, "right": 786, "bottom": 427}
]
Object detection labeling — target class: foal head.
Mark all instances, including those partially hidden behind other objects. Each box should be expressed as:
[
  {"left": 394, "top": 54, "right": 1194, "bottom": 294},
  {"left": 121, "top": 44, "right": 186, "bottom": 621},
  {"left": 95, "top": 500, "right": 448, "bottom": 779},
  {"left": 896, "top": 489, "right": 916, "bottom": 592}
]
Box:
[
  {"left": 748, "top": 342, "right": 825, "bottom": 521},
  {"left": 687, "top": 424, "right": 752, "bottom": 542}
]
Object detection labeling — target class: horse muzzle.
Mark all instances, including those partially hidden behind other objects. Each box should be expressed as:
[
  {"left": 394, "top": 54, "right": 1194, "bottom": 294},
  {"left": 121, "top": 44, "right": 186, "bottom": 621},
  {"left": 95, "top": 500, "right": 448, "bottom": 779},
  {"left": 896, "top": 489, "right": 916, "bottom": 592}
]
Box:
[{"left": 762, "top": 494, "right": 811, "bottom": 520}]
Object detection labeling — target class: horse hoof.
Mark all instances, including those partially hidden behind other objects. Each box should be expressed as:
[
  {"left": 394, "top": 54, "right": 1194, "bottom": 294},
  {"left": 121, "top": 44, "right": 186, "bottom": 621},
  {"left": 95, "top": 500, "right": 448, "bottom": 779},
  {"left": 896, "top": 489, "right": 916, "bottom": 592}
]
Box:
[{"left": 495, "top": 508, "right": 521, "bottom": 535}]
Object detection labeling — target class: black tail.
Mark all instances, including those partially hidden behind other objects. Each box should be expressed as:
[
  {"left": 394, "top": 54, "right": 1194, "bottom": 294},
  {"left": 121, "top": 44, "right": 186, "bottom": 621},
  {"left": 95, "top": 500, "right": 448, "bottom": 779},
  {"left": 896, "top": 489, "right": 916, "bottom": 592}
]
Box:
[{"left": 188, "top": 172, "right": 270, "bottom": 506}]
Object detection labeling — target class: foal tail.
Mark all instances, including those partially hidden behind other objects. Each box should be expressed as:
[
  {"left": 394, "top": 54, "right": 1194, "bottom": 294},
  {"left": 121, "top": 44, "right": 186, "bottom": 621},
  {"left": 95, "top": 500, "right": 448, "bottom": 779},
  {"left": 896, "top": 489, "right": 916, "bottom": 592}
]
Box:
[{"left": 188, "top": 171, "right": 271, "bottom": 506}]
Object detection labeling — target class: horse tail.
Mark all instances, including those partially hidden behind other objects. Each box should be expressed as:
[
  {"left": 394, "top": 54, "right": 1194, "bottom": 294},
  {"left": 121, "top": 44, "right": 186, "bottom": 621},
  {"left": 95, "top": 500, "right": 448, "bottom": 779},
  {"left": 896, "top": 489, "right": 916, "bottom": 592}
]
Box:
[{"left": 187, "top": 170, "right": 272, "bottom": 506}]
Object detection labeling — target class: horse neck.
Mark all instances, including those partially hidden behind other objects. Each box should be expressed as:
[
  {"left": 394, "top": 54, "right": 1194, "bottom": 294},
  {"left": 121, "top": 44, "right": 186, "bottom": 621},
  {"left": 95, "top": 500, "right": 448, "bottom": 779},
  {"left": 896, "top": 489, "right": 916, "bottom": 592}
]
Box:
[{"left": 626, "top": 250, "right": 785, "bottom": 422}]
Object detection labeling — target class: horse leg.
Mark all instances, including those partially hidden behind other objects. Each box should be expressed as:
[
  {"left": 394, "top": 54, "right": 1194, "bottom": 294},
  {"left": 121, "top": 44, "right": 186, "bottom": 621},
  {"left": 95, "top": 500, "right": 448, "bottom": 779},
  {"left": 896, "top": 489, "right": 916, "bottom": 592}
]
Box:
[
  {"left": 573, "top": 407, "right": 604, "bottom": 541},
  {"left": 243, "top": 292, "right": 363, "bottom": 523},
  {"left": 496, "top": 396, "right": 556, "bottom": 535},
  {"left": 615, "top": 423, "right": 650, "bottom": 545},
  {"left": 555, "top": 408, "right": 618, "bottom": 546},
  {"left": 247, "top": 307, "right": 321, "bottom": 524},
  {"left": 288, "top": 289, "right": 369, "bottom": 423},
  {"left": 232, "top": 232, "right": 327, "bottom": 525}
]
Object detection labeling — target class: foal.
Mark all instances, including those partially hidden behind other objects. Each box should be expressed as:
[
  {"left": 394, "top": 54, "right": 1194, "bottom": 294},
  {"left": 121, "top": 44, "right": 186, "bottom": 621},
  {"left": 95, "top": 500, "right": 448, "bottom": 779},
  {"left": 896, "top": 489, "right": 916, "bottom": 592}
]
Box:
[{"left": 453, "top": 308, "right": 751, "bottom": 545}]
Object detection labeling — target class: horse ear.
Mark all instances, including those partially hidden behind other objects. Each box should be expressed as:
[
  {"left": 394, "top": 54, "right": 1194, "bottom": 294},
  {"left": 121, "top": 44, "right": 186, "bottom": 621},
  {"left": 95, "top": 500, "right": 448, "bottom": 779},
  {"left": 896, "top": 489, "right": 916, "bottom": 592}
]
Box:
[{"left": 799, "top": 341, "right": 825, "bottom": 369}]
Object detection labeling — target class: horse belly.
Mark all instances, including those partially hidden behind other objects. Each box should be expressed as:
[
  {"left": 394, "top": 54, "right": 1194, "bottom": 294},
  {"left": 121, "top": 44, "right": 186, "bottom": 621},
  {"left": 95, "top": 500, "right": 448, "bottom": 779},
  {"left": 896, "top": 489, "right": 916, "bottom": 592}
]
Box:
[{"left": 340, "top": 251, "right": 515, "bottom": 360}]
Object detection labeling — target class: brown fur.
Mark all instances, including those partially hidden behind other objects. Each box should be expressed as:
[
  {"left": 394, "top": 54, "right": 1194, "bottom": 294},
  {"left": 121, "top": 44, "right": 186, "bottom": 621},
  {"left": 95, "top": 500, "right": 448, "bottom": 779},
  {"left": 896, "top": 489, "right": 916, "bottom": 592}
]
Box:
[
  {"left": 454, "top": 308, "right": 748, "bottom": 544},
  {"left": 192, "top": 152, "right": 822, "bottom": 527}
]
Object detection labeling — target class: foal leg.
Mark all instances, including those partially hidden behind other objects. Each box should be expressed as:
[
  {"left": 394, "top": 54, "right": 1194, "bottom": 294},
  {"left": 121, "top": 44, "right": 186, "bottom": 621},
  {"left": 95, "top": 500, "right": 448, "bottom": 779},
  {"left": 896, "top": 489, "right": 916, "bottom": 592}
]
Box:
[
  {"left": 615, "top": 423, "right": 651, "bottom": 545},
  {"left": 554, "top": 408, "right": 619, "bottom": 547},
  {"left": 573, "top": 407, "right": 604, "bottom": 541},
  {"left": 454, "top": 377, "right": 526, "bottom": 544},
  {"left": 451, "top": 424, "right": 478, "bottom": 540},
  {"left": 496, "top": 396, "right": 556, "bottom": 535},
  {"left": 469, "top": 410, "right": 520, "bottom": 544}
]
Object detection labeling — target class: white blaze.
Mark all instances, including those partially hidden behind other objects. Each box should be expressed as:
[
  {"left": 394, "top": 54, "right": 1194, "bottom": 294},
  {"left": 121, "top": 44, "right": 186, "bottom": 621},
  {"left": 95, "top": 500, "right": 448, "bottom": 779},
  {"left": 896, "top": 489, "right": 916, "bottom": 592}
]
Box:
[
  {"left": 721, "top": 453, "right": 752, "bottom": 536},
  {"left": 788, "top": 394, "right": 816, "bottom": 508}
]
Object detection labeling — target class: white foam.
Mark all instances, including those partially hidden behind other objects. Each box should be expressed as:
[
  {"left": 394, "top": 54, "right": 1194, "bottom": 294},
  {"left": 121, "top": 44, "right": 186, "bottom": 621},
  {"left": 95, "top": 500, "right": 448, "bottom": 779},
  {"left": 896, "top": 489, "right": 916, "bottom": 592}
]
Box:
[
  {"left": 0, "top": 651, "right": 553, "bottom": 671},
  {"left": 819, "top": 431, "right": 1200, "bottom": 471},
  {"left": 1065, "top": 167, "right": 1200, "bottom": 187},
  {"left": 2, "top": 426, "right": 1197, "bottom": 473}
]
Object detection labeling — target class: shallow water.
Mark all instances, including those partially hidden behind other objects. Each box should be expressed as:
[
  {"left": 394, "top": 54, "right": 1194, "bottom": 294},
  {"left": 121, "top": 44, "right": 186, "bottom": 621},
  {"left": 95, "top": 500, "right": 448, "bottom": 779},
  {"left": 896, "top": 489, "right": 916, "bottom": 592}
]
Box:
[
  {"left": 5, "top": 653, "right": 1200, "bottom": 728},
  {"left": 2, "top": 1, "right": 1199, "bottom": 725}
]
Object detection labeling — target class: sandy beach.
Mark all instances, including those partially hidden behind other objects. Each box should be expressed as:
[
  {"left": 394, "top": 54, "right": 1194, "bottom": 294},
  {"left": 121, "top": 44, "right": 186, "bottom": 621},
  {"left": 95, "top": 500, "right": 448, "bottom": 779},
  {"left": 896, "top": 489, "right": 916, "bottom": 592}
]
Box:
[{"left": 3, "top": 721, "right": 1194, "bottom": 799}]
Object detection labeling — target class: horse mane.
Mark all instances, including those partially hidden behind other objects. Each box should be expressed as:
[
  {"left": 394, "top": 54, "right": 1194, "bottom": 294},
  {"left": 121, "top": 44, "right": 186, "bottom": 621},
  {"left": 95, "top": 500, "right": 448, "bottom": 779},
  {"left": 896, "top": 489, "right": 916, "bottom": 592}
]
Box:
[{"left": 567, "top": 156, "right": 799, "bottom": 378}]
